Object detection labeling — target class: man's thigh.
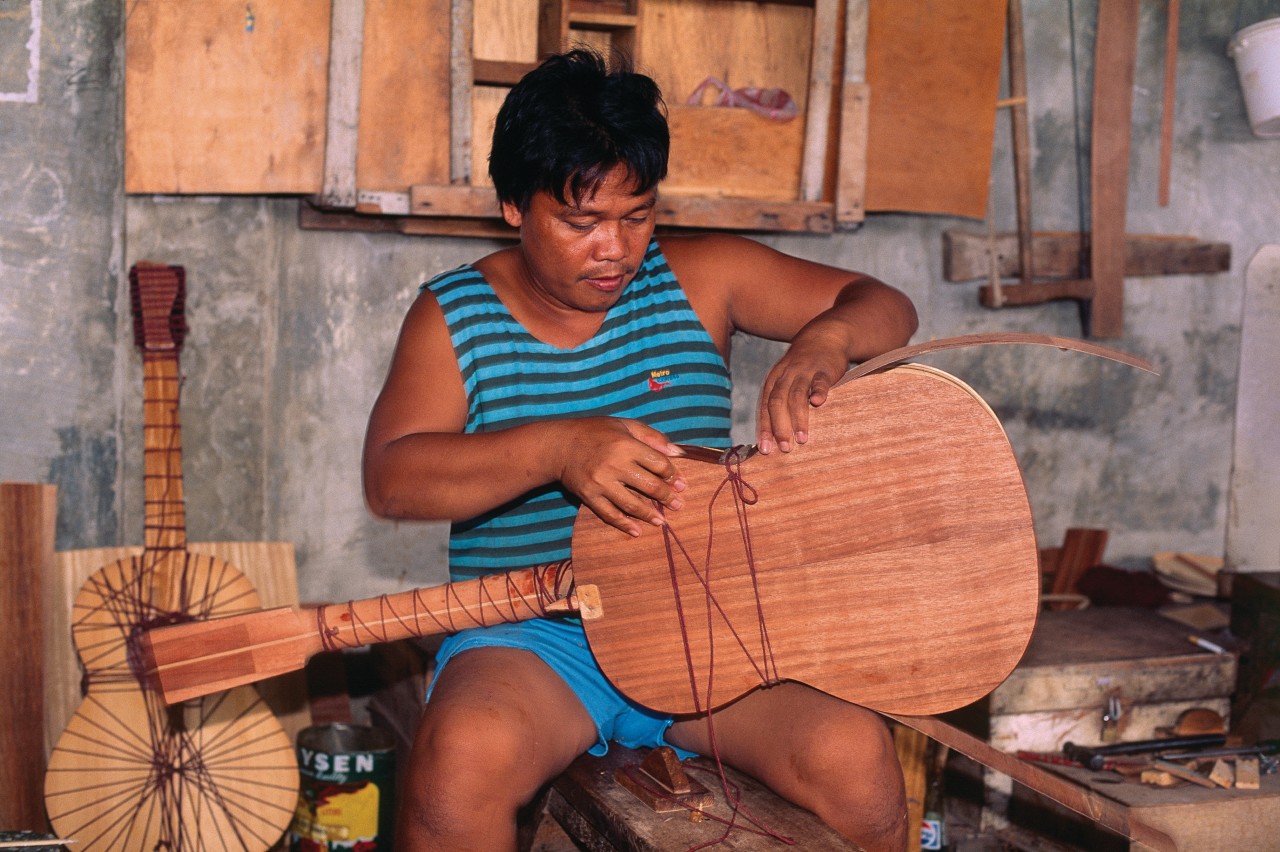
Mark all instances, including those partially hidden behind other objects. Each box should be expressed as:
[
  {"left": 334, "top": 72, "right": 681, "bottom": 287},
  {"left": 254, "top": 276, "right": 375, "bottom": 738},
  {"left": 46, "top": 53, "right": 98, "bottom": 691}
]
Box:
[
  {"left": 425, "top": 647, "right": 600, "bottom": 785},
  {"left": 665, "top": 682, "right": 892, "bottom": 790}
]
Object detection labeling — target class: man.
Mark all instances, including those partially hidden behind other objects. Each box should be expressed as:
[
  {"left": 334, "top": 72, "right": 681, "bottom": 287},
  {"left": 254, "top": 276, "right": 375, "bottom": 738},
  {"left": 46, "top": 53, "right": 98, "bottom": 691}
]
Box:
[{"left": 363, "top": 49, "right": 918, "bottom": 851}]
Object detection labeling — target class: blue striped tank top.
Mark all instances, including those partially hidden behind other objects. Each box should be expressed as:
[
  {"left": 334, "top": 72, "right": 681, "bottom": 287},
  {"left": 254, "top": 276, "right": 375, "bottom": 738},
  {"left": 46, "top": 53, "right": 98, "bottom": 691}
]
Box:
[{"left": 425, "top": 239, "right": 732, "bottom": 580}]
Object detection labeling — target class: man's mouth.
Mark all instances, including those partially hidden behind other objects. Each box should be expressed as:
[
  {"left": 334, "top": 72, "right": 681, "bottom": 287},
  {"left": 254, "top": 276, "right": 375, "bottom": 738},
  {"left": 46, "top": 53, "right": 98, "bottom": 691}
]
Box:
[{"left": 583, "top": 270, "right": 631, "bottom": 291}]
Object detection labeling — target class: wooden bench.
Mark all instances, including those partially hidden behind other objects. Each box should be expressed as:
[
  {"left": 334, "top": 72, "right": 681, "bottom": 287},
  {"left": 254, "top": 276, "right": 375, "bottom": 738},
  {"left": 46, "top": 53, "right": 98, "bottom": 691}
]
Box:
[{"left": 519, "top": 745, "right": 863, "bottom": 851}]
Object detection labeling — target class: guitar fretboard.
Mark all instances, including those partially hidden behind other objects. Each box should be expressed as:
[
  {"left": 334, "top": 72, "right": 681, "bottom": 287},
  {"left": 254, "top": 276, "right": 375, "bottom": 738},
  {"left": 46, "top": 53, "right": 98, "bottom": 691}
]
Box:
[{"left": 142, "top": 352, "right": 186, "bottom": 557}]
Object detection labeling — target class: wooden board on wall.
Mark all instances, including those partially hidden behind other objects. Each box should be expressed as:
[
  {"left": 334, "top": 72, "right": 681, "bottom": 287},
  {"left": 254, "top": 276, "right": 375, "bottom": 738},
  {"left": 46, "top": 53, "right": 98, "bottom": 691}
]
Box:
[
  {"left": 355, "top": 0, "right": 455, "bottom": 191},
  {"left": 125, "top": 1, "right": 330, "bottom": 194},
  {"left": 666, "top": 105, "right": 804, "bottom": 201},
  {"left": 641, "top": 0, "right": 814, "bottom": 202},
  {"left": 863, "top": 0, "right": 1006, "bottom": 218}
]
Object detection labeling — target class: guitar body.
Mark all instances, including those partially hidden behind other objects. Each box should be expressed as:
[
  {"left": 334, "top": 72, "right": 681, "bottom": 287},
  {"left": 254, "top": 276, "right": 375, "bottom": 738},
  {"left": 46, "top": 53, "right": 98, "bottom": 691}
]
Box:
[{"left": 572, "top": 364, "right": 1040, "bottom": 716}]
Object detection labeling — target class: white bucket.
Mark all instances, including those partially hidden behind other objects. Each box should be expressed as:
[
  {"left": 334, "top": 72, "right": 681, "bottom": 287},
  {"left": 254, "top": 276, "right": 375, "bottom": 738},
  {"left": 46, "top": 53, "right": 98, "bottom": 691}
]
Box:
[{"left": 1228, "top": 17, "right": 1280, "bottom": 138}]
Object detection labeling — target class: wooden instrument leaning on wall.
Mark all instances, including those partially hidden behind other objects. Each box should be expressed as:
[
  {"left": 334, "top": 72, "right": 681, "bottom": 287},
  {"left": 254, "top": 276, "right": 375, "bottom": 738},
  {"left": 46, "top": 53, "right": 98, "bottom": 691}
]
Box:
[{"left": 44, "top": 263, "right": 298, "bottom": 851}]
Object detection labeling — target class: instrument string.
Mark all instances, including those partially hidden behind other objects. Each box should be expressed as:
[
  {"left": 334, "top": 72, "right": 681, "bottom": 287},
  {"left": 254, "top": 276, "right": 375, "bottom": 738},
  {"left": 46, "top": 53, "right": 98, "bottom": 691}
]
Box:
[
  {"left": 315, "top": 559, "right": 573, "bottom": 651},
  {"left": 650, "top": 446, "right": 793, "bottom": 849}
]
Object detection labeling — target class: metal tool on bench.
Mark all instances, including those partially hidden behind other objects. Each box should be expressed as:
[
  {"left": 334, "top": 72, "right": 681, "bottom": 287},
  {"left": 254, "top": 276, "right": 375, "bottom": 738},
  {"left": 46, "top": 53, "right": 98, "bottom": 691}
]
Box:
[{"left": 1063, "top": 734, "right": 1227, "bottom": 770}]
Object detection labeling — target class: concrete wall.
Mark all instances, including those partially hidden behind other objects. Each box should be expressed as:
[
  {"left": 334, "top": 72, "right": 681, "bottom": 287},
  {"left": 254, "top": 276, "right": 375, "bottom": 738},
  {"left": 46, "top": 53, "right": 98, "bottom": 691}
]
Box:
[{"left": 3, "top": 1, "right": 1277, "bottom": 605}]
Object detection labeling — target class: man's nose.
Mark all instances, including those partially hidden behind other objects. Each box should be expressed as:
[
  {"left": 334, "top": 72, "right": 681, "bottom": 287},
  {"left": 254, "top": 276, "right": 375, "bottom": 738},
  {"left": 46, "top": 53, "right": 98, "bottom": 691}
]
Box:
[{"left": 593, "top": 222, "right": 626, "bottom": 260}]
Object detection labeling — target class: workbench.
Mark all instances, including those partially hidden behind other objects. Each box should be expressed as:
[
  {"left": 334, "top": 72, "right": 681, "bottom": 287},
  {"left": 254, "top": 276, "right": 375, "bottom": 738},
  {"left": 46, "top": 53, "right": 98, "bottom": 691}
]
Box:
[{"left": 522, "top": 744, "right": 862, "bottom": 851}]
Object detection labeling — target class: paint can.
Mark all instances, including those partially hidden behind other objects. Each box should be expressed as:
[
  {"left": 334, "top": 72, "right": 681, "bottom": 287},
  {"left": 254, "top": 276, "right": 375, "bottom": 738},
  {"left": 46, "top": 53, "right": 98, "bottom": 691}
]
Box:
[
  {"left": 289, "top": 723, "right": 396, "bottom": 851},
  {"left": 1229, "top": 17, "right": 1280, "bottom": 138}
]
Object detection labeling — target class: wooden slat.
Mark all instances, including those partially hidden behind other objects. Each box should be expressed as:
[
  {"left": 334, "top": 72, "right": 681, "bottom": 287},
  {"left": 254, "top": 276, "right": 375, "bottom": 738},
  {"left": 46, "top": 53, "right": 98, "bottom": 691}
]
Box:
[
  {"left": 800, "top": 0, "right": 838, "bottom": 201},
  {"left": 1159, "top": 0, "right": 1180, "bottom": 206},
  {"left": 836, "top": 0, "right": 870, "bottom": 224},
  {"left": 451, "top": 0, "right": 475, "bottom": 183},
  {"left": 979, "top": 279, "right": 1095, "bottom": 308},
  {"left": 1089, "top": 0, "right": 1142, "bottom": 338},
  {"left": 944, "top": 230, "right": 1231, "bottom": 281},
  {"left": 1006, "top": 0, "right": 1034, "bottom": 284},
  {"left": 654, "top": 195, "right": 833, "bottom": 233},
  {"left": 1, "top": 483, "right": 57, "bottom": 831},
  {"left": 404, "top": 187, "right": 834, "bottom": 233},
  {"left": 320, "top": 0, "right": 365, "bottom": 208}
]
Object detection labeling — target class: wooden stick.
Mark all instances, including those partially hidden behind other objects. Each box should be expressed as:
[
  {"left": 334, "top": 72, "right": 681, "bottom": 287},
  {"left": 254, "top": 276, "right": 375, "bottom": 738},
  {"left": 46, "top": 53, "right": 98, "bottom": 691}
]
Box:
[
  {"left": 842, "top": 332, "right": 1157, "bottom": 384},
  {"left": 1006, "top": 0, "right": 1034, "bottom": 285},
  {"left": 1159, "top": 0, "right": 1180, "bottom": 206}
]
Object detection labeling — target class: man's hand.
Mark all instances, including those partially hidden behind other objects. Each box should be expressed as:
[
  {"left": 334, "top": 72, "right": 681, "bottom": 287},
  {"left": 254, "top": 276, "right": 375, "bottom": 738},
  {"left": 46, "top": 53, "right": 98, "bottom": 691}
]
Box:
[
  {"left": 552, "top": 417, "right": 687, "bottom": 537},
  {"left": 755, "top": 330, "right": 850, "bottom": 454}
]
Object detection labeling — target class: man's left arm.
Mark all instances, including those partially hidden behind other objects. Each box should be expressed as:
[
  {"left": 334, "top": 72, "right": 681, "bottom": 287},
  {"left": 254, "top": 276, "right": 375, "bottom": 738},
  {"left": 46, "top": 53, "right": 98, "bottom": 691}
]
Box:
[{"left": 666, "top": 234, "right": 918, "bottom": 455}]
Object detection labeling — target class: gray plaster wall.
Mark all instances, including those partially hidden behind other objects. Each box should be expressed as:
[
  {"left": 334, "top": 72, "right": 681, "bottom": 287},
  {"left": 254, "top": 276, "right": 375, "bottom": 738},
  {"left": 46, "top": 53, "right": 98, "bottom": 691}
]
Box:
[{"left": 3, "top": 1, "right": 1277, "bottom": 605}]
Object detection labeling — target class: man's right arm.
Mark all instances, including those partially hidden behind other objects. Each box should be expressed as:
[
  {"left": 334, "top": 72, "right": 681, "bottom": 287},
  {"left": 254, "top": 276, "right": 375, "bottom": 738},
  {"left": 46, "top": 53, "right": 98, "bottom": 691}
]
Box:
[{"left": 361, "top": 291, "right": 688, "bottom": 536}]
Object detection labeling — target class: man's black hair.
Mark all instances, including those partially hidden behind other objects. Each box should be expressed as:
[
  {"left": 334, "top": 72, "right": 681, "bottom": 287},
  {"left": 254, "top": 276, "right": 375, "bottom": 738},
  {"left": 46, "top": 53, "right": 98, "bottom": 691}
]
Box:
[{"left": 489, "top": 48, "right": 669, "bottom": 211}]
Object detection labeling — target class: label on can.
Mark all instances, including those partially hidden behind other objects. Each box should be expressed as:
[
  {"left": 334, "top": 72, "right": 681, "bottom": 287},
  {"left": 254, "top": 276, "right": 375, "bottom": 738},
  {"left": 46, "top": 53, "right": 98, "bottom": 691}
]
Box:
[
  {"left": 921, "top": 816, "right": 944, "bottom": 850},
  {"left": 290, "top": 724, "right": 395, "bottom": 852}
]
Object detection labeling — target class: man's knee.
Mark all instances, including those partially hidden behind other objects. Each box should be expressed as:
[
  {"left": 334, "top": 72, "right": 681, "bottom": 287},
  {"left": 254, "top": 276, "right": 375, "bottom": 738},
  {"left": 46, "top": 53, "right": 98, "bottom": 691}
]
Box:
[{"left": 789, "top": 710, "right": 907, "bottom": 849}]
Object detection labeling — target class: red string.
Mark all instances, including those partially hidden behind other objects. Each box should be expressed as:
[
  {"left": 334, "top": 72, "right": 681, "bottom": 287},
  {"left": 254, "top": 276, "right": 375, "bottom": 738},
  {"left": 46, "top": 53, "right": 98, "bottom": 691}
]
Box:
[{"left": 651, "top": 446, "right": 793, "bottom": 849}]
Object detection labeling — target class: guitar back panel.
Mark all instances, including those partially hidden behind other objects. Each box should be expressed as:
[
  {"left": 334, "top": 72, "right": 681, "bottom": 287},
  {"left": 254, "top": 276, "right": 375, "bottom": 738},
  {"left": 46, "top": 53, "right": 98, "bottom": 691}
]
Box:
[{"left": 571, "top": 364, "right": 1039, "bottom": 716}]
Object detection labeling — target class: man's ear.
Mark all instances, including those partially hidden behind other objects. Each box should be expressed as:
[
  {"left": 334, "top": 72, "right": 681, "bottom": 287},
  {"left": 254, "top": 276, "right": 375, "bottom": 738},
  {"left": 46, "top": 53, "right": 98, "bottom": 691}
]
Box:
[{"left": 501, "top": 200, "right": 523, "bottom": 229}]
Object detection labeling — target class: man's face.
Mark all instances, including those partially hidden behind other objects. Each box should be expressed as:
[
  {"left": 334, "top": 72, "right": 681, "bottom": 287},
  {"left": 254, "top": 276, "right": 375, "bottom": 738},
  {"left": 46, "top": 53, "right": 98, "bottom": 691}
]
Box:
[{"left": 502, "top": 165, "right": 658, "bottom": 315}]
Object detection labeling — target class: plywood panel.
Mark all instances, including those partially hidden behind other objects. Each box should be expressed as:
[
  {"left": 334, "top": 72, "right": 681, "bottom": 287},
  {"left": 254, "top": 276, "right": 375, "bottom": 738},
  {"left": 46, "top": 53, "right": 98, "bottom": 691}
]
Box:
[
  {"left": 863, "top": 0, "right": 1006, "bottom": 218},
  {"left": 639, "top": 0, "right": 813, "bottom": 112},
  {"left": 665, "top": 104, "right": 804, "bottom": 201},
  {"left": 125, "top": 0, "right": 330, "bottom": 194},
  {"left": 475, "top": 0, "right": 539, "bottom": 61},
  {"left": 355, "top": 0, "right": 454, "bottom": 190}
]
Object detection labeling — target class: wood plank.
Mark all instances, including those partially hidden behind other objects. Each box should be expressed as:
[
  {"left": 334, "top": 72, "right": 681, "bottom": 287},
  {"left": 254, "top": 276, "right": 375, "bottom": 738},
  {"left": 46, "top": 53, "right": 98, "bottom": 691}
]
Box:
[
  {"left": 0, "top": 483, "right": 57, "bottom": 831},
  {"left": 944, "top": 230, "right": 1231, "bottom": 281},
  {"left": 835, "top": 0, "right": 869, "bottom": 224},
  {"left": 863, "top": 0, "right": 1007, "bottom": 217},
  {"left": 979, "top": 279, "right": 1095, "bottom": 308},
  {"left": 800, "top": 0, "right": 837, "bottom": 201},
  {"left": 356, "top": 0, "right": 453, "bottom": 191},
  {"left": 654, "top": 195, "right": 832, "bottom": 233},
  {"left": 124, "top": 1, "right": 329, "bottom": 193},
  {"left": 320, "top": 0, "right": 365, "bottom": 208},
  {"left": 549, "top": 745, "right": 862, "bottom": 850},
  {"left": 1006, "top": 0, "right": 1034, "bottom": 284},
  {"left": 892, "top": 724, "right": 929, "bottom": 852},
  {"left": 1225, "top": 245, "right": 1280, "bottom": 573},
  {"left": 1088, "top": 0, "right": 1142, "bottom": 338},
  {"left": 639, "top": 0, "right": 814, "bottom": 119},
  {"left": 411, "top": 184, "right": 502, "bottom": 217},
  {"left": 452, "top": 0, "right": 476, "bottom": 184},
  {"left": 666, "top": 104, "right": 805, "bottom": 202},
  {"left": 1014, "top": 762, "right": 1280, "bottom": 851}
]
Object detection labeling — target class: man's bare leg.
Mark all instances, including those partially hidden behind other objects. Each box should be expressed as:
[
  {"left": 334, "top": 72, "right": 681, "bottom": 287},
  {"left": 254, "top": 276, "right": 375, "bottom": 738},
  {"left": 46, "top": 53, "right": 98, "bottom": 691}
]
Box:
[
  {"left": 396, "top": 647, "right": 599, "bottom": 851},
  {"left": 667, "top": 682, "right": 908, "bottom": 852}
]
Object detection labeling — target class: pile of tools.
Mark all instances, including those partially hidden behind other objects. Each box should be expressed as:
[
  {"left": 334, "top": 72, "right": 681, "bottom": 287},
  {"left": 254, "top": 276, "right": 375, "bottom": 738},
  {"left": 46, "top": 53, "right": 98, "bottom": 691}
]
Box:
[{"left": 1021, "top": 732, "right": 1279, "bottom": 791}]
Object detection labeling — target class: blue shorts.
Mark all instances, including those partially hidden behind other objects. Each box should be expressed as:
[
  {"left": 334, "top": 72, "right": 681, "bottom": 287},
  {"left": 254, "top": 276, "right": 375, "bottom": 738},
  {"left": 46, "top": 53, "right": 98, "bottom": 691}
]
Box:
[{"left": 430, "top": 618, "right": 696, "bottom": 758}]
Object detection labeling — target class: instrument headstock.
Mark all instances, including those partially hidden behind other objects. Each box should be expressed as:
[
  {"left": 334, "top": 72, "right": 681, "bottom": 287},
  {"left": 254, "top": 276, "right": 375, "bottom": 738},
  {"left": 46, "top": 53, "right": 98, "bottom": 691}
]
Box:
[{"left": 129, "top": 262, "right": 188, "bottom": 353}]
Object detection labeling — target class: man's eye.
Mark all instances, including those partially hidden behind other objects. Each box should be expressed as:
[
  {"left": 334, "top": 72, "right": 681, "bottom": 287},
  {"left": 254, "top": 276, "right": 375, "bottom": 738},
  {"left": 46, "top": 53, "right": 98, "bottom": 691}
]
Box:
[{"left": 566, "top": 220, "right": 594, "bottom": 232}]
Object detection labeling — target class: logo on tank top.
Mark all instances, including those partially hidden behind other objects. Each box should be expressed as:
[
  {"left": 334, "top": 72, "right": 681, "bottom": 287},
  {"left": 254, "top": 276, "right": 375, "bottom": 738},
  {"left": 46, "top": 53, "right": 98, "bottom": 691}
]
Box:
[{"left": 647, "top": 368, "right": 673, "bottom": 392}]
